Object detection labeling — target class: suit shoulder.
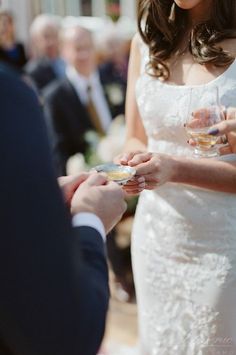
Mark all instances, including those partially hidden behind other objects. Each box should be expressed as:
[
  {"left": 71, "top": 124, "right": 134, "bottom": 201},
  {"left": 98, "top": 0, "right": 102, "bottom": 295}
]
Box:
[
  {"left": 25, "top": 58, "right": 50, "bottom": 74},
  {"left": 43, "top": 78, "right": 69, "bottom": 101},
  {"left": 0, "top": 66, "right": 40, "bottom": 116}
]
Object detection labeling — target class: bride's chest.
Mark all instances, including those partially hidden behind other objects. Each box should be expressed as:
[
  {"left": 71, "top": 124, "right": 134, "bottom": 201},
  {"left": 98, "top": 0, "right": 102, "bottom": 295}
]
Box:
[
  {"left": 135, "top": 72, "right": 236, "bottom": 132},
  {"left": 167, "top": 56, "right": 227, "bottom": 86},
  {"left": 135, "top": 76, "right": 190, "bottom": 130}
]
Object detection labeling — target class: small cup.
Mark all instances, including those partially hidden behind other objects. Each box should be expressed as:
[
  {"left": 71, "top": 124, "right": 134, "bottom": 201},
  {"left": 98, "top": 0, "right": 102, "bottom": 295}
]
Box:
[{"left": 93, "top": 163, "right": 136, "bottom": 185}]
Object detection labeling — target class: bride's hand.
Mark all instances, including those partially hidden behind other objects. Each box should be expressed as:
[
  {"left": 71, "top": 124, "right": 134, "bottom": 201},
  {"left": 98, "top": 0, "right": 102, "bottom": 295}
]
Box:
[
  {"left": 187, "top": 107, "right": 236, "bottom": 155},
  {"left": 114, "top": 150, "right": 145, "bottom": 165},
  {"left": 122, "top": 176, "right": 146, "bottom": 195},
  {"left": 209, "top": 107, "right": 236, "bottom": 155},
  {"left": 114, "top": 151, "right": 146, "bottom": 195},
  {"left": 127, "top": 152, "right": 176, "bottom": 190}
]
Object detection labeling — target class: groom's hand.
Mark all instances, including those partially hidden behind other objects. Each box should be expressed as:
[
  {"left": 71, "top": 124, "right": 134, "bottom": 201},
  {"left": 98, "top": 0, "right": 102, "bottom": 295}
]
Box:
[
  {"left": 71, "top": 173, "right": 127, "bottom": 234},
  {"left": 58, "top": 172, "right": 91, "bottom": 205}
]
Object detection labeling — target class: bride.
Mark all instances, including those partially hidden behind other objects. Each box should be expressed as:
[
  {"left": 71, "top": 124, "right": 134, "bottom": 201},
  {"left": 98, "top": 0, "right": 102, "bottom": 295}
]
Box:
[{"left": 117, "top": 0, "right": 236, "bottom": 354}]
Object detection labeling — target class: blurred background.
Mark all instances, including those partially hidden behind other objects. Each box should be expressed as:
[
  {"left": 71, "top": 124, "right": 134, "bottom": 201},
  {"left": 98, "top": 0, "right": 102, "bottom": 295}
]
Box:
[
  {"left": 1, "top": 0, "right": 137, "bottom": 41},
  {"left": 0, "top": 1, "right": 138, "bottom": 353}
]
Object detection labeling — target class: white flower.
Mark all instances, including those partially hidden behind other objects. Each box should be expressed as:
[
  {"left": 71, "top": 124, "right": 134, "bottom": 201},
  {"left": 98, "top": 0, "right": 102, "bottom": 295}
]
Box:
[
  {"left": 66, "top": 153, "right": 87, "bottom": 175},
  {"left": 98, "top": 115, "right": 126, "bottom": 162},
  {"left": 105, "top": 84, "right": 124, "bottom": 106}
]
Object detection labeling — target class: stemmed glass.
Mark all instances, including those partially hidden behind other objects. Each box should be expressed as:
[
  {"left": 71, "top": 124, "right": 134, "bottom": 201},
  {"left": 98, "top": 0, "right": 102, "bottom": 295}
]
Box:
[{"left": 185, "top": 86, "right": 224, "bottom": 158}]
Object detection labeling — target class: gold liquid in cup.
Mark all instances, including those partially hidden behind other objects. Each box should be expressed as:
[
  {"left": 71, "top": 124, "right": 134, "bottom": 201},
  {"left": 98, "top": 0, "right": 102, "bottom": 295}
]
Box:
[{"left": 93, "top": 163, "right": 136, "bottom": 185}]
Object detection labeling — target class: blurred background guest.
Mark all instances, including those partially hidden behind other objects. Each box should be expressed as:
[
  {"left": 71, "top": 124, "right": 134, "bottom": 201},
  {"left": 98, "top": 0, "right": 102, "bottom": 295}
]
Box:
[
  {"left": 98, "top": 28, "right": 129, "bottom": 118},
  {"left": 43, "top": 25, "right": 113, "bottom": 176},
  {"left": 25, "top": 14, "right": 65, "bottom": 91},
  {"left": 0, "top": 10, "right": 27, "bottom": 70}
]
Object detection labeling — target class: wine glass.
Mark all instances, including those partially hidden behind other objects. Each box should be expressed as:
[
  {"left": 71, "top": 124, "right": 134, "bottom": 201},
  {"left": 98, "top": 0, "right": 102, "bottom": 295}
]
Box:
[{"left": 185, "top": 86, "right": 224, "bottom": 158}]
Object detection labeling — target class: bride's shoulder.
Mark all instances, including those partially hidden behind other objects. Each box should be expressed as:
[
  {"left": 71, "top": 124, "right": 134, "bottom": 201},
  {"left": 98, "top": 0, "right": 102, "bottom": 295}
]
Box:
[
  {"left": 131, "top": 33, "right": 149, "bottom": 58},
  {"left": 131, "top": 33, "right": 142, "bottom": 49}
]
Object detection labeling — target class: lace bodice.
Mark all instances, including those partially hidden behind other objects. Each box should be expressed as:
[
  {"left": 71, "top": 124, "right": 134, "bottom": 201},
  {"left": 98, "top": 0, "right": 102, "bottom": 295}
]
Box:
[{"left": 136, "top": 41, "right": 236, "bottom": 156}]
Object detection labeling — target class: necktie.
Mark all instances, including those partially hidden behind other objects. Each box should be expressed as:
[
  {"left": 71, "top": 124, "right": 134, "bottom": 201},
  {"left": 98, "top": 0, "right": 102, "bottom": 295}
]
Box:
[{"left": 86, "top": 85, "right": 105, "bottom": 136}]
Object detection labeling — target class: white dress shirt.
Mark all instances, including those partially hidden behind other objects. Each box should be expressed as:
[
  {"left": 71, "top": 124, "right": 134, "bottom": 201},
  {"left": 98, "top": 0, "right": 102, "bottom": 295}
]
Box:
[
  {"left": 66, "top": 66, "right": 112, "bottom": 132},
  {"left": 72, "top": 212, "right": 106, "bottom": 243}
]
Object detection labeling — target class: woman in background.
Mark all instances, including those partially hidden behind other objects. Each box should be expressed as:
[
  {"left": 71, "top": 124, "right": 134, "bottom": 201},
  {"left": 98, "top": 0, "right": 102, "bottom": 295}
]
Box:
[{"left": 0, "top": 10, "right": 27, "bottom": 70}]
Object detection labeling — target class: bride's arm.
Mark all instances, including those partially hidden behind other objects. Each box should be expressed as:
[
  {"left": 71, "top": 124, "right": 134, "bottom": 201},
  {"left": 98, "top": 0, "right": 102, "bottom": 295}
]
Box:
[
  {"left": 172, "top": 156, "right": 236, "bottom": 193},
  {"left": 127, "top": 152, "right": 236, "bottom": 193},
  {"left": 114, "top": 35, "right": 147, "bottom": 194},
  {"left": 123, "top": 34, "right": 147, "bottom": 152}
]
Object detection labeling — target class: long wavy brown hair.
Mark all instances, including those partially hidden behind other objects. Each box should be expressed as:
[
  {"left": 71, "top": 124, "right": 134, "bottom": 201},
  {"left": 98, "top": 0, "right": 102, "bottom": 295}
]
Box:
[{"left": 138, "top": 0, "right": 236, "bottom": 79}]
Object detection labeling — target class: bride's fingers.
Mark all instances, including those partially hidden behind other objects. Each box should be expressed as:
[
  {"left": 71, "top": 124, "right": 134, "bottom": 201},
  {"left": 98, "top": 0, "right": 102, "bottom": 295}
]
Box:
[
  {"left": 208, "top": 120, "right": 236, "bottom": 136},
  {"left": 144, "top": 182, "right": 161, "bottom": 190},
  {"left": 219, "top": 144, "right": 232, "bottom": 155},
  {"left": 122, "top": 176, "right": 145, "bottom": 188},
  {"left": 188, "top": 138, "right": 196, "bottom": 146},
  {"left": 123, "top": 187, "right": 144, "bottom": 193},
  {"left": 123, "top": 181, "right": 145, "bottom": 191},
  {"left": 143, "top": 174, "right": 160, "bottom": 184},
  {"left": 123, "top": 176, "right": 146, "bottom": 191},
  {"left": 130, "top": 176, "right": 145, "bottom": 184},
  {"left": 119, "top": 150, "right": 144, "bottom": 165},
  {"left": 128, "top": 153, "right": 152, "bottom": 167}
]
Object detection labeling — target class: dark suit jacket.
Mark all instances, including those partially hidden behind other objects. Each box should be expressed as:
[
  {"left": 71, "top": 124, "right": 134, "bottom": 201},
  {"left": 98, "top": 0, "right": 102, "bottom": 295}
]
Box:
[
  {"left": 0, "top": 43, "right": 27, "bottom": 71},
  {"left": 99, "top": 59, "right": 127, "bottom": 118},
  {"left": 0, "top": 65, "right": 109, "bottom": 355},
  {"left": 24, "top": 58, "right": 58, "bottom": 91},
  {"left": 43, "top": 78, "right": 107, "bottom": 176}
]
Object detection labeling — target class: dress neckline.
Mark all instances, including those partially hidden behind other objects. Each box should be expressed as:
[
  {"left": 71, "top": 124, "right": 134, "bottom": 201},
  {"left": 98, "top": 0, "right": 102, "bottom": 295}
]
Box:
[{"left": 154, "top": 58, "right": 236, "bottom": 89}]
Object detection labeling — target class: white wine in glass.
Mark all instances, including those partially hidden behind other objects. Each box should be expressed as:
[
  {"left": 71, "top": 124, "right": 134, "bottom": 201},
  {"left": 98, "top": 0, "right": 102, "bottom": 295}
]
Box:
[{"left": 185, "top": 87, "right": 224, "bottom": 158}]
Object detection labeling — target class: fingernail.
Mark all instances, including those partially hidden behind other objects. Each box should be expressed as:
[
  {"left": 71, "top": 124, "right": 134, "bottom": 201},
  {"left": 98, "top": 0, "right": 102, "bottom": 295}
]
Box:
[
  {"left": 138, "top": 177, "right": 145, "bottom": 183},
  {"left": 208, "top": 128, "right": 219, "bottom": 135},
  {"left": 139, "top": 183, "right": 145, "bottom": 188}
]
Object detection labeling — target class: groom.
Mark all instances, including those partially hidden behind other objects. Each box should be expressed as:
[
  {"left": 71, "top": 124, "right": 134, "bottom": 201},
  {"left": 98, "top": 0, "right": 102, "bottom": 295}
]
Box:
[{"left": 0, "top": 64, "right": 126, "bottom": 355}]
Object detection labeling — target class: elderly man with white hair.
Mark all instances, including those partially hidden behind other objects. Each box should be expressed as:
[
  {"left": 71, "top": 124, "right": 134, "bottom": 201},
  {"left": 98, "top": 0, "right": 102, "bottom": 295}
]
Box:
[
  {"left": 43, "top": 25, "right": 114, "bottom": 176},
  {"left": 25, "top": 14, "right": 65, "bottom": 90}
]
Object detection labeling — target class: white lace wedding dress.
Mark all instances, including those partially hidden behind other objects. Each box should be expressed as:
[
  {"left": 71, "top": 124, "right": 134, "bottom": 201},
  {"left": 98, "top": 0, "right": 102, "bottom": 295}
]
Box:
[{"left": 130, "top": 42, "right": 236, "bottom": 355}]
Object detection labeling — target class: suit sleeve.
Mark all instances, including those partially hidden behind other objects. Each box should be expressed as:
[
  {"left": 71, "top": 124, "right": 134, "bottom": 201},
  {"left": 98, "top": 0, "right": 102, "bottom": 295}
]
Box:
[
  {"left": 0, "top": 68, "right": 109, "bottom": 355},
  {"left": 24, "top": 61, "right": 56, "bottom": 91}
]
